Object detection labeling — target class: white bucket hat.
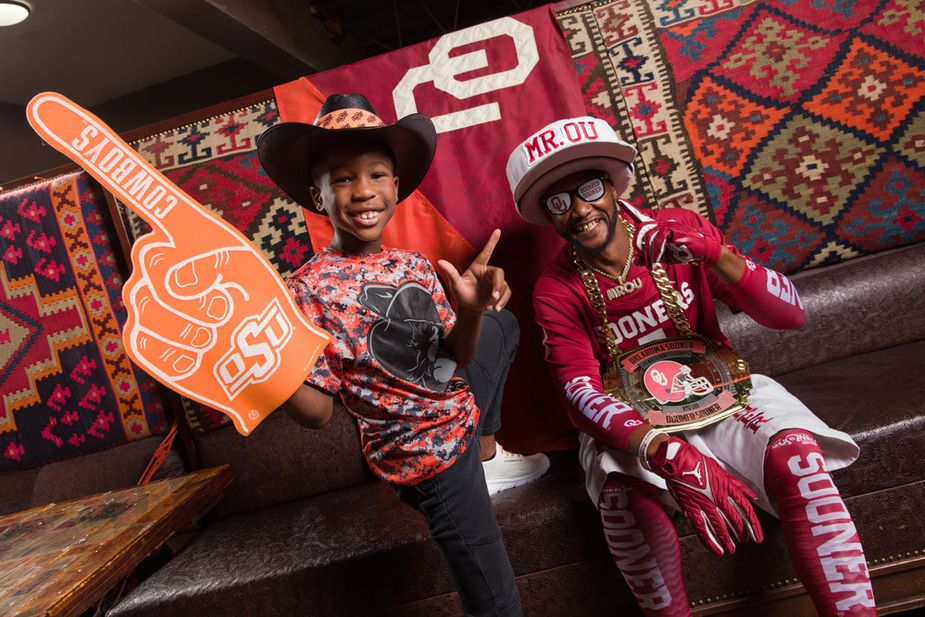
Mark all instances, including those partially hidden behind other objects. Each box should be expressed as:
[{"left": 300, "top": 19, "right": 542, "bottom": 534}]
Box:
[{"left": 506, "top": 116, "right": 637, "bottom": 224}]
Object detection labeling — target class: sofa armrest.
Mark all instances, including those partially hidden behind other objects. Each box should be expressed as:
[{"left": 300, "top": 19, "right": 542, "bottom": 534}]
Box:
[{"left": 717, "top": 243, "right": 925, "bottom": 376}]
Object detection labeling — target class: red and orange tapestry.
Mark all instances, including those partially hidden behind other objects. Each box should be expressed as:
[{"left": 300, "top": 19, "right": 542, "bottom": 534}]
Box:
[
  {"left": 0, "top": 174, "right": 166, "bottom": 471},
  {"left": 557, "top": 0, "right": 924, "bottom": 273},
  {"left": 120, "top": 100, "right": 311, "bottom": 432}
]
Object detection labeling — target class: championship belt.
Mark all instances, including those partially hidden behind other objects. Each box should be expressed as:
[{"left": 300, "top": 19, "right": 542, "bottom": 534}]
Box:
[
  {"left": 602, "top": 338, "right": 751, "bottom": 432},
  {"left": 572, "top": 226, "right": 751, "bottom": 433}
]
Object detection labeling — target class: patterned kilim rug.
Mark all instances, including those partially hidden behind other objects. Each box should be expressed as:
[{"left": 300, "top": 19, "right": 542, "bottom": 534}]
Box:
[
  {"left": 126, "top": 100, "right": 307, "bottom": 277},
  {"left": 556, "top": 0, "right": 924, "bottom": 273},
  {"left": 0, "top": 174, "right": 166, "bottom": 471},
  {"left": 121, "top": 99, "right": 311, "bottom": 432}
]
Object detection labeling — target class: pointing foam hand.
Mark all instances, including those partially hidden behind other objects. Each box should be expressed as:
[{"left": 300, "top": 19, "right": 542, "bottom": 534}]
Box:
[{"left": 27, "top": 92, "right": 330, "bottom": 436}]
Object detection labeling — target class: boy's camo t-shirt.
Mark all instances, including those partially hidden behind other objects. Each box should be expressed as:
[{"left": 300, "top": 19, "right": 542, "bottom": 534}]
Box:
[{"left": 286, "top": 246, "right": 479, "bottom": 485}]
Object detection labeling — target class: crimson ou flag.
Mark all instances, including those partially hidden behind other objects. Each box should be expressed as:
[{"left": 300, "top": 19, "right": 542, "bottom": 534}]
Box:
[{"left": 275, "top": 5, "right": 589, "bottom": 452}]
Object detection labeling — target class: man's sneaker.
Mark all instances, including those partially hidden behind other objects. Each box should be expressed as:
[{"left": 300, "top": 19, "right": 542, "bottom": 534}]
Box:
[{"left": 482, "top": 444, "right": 550, "bottom": 496}]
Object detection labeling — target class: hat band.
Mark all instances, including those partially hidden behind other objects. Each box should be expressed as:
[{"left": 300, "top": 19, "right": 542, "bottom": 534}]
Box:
[{"left": 316, "top": 108, "right": 385, "bottom": 129}]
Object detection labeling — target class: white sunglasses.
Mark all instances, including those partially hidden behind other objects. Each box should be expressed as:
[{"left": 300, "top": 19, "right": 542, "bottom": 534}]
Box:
[{"left": 543, "top": 176, "right": 608, "bottom": 216}]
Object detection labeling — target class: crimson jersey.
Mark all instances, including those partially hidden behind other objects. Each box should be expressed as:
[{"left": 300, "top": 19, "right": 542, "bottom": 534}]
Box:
[
  {"left": 534, "top": 207, "right": 804, "bottom": 449},
  {"left": 287, "top": 246, "right": 478, "bottom": 485}
]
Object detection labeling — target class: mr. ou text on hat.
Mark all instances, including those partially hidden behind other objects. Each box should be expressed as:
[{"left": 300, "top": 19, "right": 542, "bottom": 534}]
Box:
[{"left": 521, "top": 118, "right": 603, "bottom": 167}]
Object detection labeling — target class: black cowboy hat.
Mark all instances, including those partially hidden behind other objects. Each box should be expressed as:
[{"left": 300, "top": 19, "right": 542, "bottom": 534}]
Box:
[{"left": 257, "top": 93, "right": 437, "bottom": 209}]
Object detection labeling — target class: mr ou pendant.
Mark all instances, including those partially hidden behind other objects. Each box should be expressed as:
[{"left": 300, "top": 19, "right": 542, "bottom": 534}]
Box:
[{"left": 607, "top": 277, "right": 642, "bottom": 300}]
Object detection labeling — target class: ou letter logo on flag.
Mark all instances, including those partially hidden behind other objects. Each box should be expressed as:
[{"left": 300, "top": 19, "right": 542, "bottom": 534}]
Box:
[
  {"left": 26, "top": 92, "right": 331, "bottom": 436},
  {"left": 393, "top": 16, "right": 539, "bottom": 133}
]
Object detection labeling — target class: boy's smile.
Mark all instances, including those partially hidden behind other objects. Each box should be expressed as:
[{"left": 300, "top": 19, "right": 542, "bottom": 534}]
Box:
[{"left": 310, "top": 142, "right": 399, "bottom": 255}]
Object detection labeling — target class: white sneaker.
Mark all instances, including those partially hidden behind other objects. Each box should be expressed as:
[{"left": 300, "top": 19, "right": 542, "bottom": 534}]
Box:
[{"left": 482, "top": 444, "right": 550, "bottom": 496}]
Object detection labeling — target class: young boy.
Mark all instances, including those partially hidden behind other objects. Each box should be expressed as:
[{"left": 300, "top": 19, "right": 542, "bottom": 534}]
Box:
[{"left": 257, "top": 93, "right": 530, "bottom": 617}]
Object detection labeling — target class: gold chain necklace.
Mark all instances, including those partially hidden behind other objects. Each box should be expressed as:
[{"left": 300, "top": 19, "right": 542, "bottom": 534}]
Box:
[
  {"left": 572, "top": 218, "right": 642, "bottom": 302},
  {"left": 648, "top": 263, "right": 698, "bottom": 338},
  {"left": 572, "top": 217, "right": 635, "bottom": 283},
  {"left": 571, "top": 219, "right": 700, "bottom": 363}
]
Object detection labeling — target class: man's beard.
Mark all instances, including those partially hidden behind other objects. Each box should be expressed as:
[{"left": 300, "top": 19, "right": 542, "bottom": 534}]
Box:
[{"left": 569, "top": 211, "right": 618, "bottom": 255}]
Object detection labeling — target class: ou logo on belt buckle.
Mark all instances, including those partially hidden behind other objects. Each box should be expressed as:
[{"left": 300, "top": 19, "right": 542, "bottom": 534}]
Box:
[{"left": 604, "top": 338, "right": 752, "bottom": 433}]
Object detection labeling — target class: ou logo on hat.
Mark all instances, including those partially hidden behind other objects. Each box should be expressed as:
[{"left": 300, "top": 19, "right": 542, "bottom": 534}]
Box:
[{"left": 393, "top": 16, "right": 539, "bottom": 134}]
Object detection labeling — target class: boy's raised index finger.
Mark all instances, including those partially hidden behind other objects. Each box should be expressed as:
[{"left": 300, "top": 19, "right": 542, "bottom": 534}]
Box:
[
  {"left": 472, "top": 229, "right": 501, "bottom": 265},
  {"left": 25, "top": 92, "right": 207, "bottom": 238}
]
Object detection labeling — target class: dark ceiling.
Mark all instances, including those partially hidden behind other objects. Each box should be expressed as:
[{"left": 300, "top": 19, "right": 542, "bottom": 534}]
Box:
[
  {"left": 0, "top": 0, "right": 551, "bottom": 184},
  {"left": 310, "top": 0, "right": 549, "bottom": 58}
]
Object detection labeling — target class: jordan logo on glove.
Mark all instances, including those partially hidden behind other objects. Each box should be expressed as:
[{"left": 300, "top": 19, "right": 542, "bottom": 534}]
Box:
[{"left": 680, "top": 462, "right": 704, "bottom": 486}]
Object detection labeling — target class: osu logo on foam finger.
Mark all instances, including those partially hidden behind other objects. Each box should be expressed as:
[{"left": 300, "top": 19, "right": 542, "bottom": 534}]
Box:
[{"left": 216, "top": 300, "right": 293, "bottom": 399}]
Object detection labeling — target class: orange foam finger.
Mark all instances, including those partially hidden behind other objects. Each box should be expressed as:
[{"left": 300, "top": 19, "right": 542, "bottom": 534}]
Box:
[{"left": 29, "top": 92, "right": 331, "bottom": 435}]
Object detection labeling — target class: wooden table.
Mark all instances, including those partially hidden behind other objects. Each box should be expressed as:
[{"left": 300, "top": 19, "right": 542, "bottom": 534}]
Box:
[{"left": 0, "top": 465, "right": 232, "bottom": 617}]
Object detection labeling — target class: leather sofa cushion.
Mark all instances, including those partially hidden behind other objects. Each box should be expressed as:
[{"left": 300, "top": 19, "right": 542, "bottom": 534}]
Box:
[
  {"left": 0, "top": 436, "right": 182, "bottom": 516},
  {"left": 30, "top": 436, "right": 165, "bottom": 507},
  {"left": 719, "top": 243, "right": 925, "bottom": 376},
  {"left": 108, "top": 461, "right": 924, "bottom": 617},
  {"left": 0, "top": 467, "right": 39, "bottom": 515},
  {"left": 776, "top": 340, "right": 925, "bottom": 499},
  {"left": 193, "top": 406, "right": 371, "bottom": 518},
  {"left": 109, "top": 452, "right": 614, "bottom": 617}
]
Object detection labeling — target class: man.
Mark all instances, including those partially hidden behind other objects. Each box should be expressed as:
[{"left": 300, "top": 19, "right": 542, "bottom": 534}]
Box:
[{"left": 505, "top": 116, "right": 877, "bottom": 616}]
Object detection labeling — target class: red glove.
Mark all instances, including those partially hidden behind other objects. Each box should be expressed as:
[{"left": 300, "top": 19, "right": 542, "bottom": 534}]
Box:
[
  {"left": 635, "top": 219, "right": 722, "bottom": 267},
  {"left": 647, "top": 436, "right": 763, "bottom": 556}
]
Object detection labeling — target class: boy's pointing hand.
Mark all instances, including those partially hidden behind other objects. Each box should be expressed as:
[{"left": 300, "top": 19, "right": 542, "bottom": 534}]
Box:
[{"left": 438, "top": 229, "right": 512, "bottom": 312}]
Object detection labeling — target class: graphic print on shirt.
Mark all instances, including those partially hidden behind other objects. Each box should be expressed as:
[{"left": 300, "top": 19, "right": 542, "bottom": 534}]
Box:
[
  {"left": 359, "top": 282, "right": 457, "bottom": 392},
  {"left": 603, "top": 280, "right": 695, "bottom": 347}
]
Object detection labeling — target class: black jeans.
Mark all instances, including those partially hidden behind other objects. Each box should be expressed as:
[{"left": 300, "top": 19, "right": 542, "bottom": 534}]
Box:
[
  {"left": 391, "top": 310, "right": 522, "bottom": 616},
  {"left": 455, "top": 309, "right": 520, "bottom": 437}
]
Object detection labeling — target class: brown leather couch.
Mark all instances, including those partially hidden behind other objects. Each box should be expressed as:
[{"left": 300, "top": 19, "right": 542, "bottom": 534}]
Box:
[
  {"left": 0, "top": 437, "right": 184, "bottom": 518},
  {"left": 105, "top": 243, "right": 924, "bottom": 616}
]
